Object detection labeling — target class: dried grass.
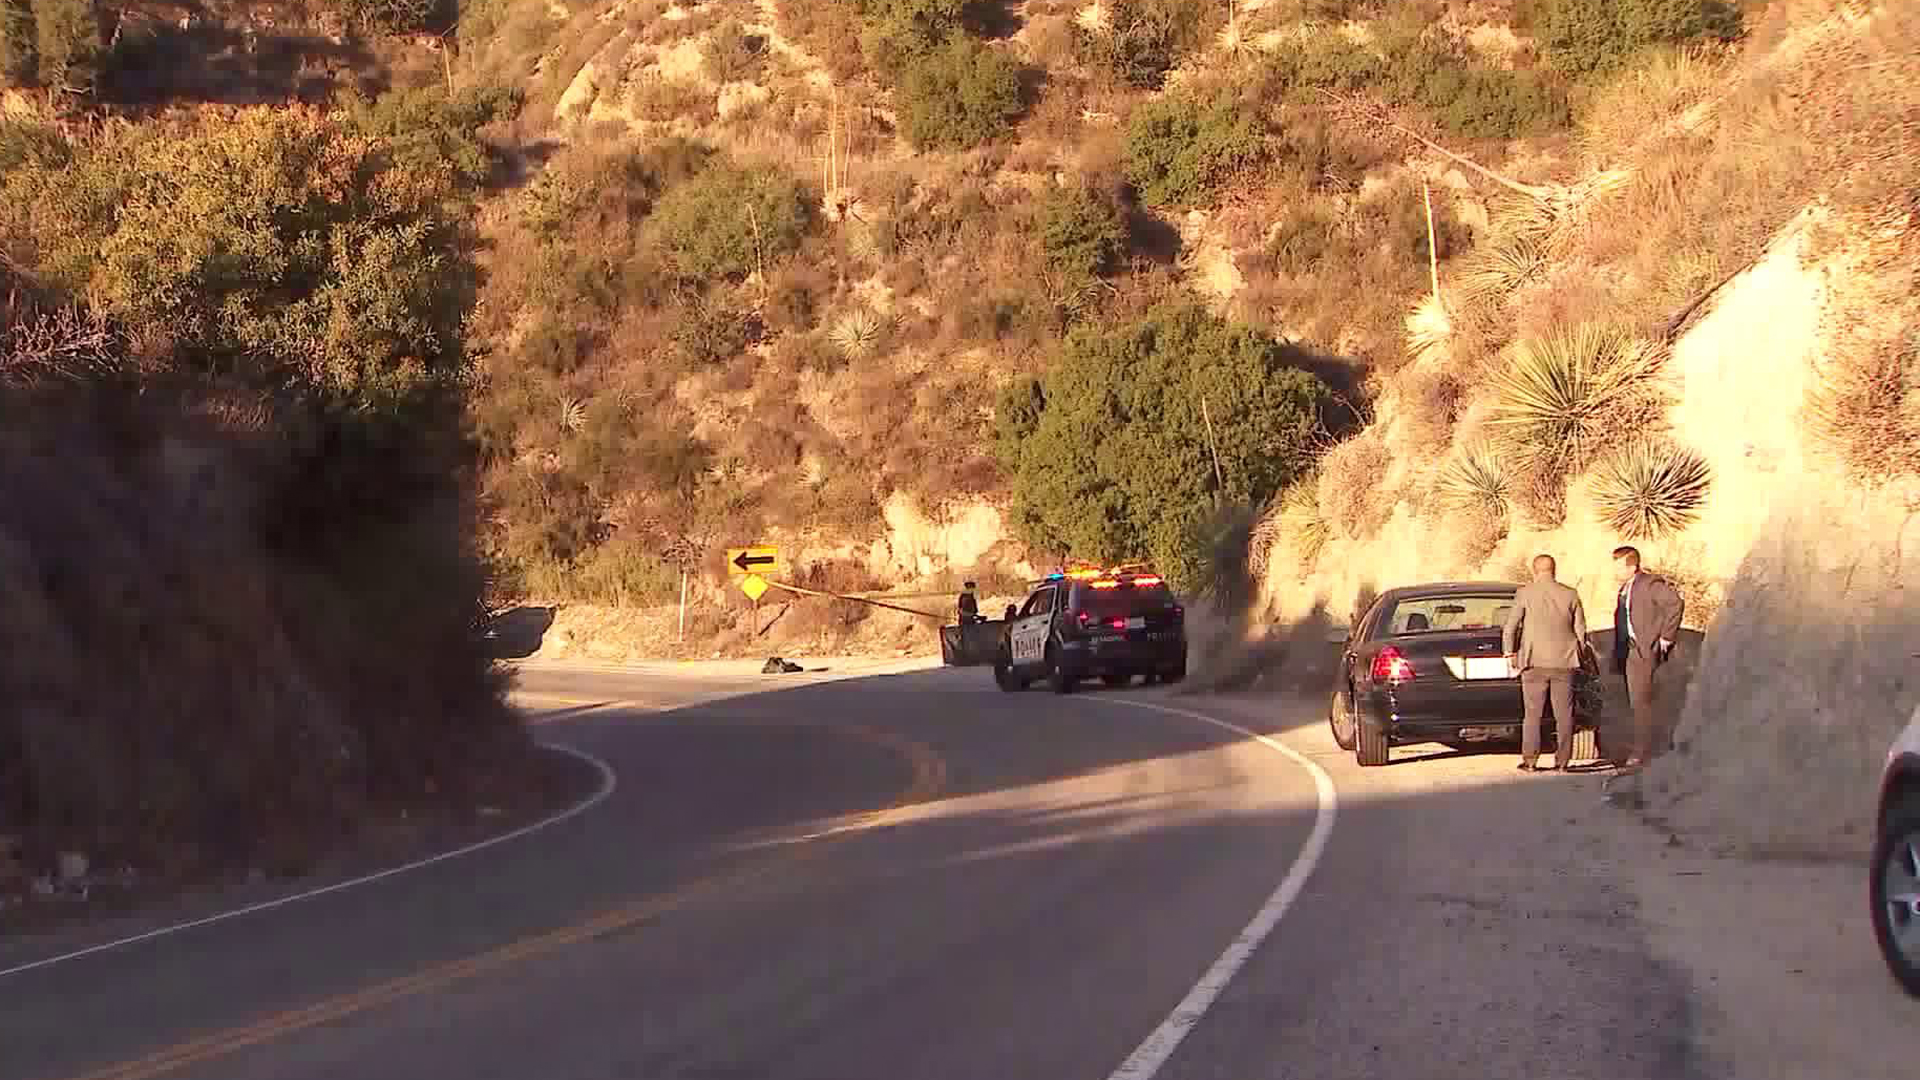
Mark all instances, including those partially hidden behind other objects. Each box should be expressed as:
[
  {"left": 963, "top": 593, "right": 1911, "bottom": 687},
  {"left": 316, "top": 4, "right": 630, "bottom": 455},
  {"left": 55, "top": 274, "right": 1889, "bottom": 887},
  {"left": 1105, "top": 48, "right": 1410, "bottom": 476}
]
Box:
[{"left": 1318, "top": 434, "right": 1396, "bottom": 540}]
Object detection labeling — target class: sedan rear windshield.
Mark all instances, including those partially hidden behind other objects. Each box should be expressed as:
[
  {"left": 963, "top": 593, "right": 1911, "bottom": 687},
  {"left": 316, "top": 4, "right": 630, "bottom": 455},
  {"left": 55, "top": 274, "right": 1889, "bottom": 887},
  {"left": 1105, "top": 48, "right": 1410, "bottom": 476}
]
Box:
[
  {"left": 1379, "top": 594, "right": 1515, "bottom": 636},
  {"left": 1076, "top": 584, "right": 1176, "bottom": 618}
]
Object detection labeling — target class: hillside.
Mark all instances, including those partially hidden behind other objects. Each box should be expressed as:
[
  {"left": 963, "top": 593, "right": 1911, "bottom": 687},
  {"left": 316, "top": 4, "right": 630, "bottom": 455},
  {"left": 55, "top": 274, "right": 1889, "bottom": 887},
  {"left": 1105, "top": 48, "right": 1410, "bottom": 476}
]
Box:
[
  {"left": 2, "top": 0, "right": 1913, "bottom": 869},
  {"left": 448, "top": 0, "right": 1621, "bottom": 612}
]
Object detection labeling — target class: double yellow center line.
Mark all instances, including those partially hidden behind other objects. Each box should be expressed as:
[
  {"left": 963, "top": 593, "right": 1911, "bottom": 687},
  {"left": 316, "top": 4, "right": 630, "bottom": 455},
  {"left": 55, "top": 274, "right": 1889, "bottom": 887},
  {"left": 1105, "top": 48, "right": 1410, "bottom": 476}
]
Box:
[{"left": 56, "top": 724, "right": 946, "bottom": 1080}]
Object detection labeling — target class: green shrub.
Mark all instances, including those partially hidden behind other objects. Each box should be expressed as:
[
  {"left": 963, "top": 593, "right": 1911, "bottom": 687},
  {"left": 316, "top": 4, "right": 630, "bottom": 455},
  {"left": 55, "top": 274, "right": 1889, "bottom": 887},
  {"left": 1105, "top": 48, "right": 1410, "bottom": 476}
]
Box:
[
  {"left": 1422, "top": 62, "right": 1571, "bottom": 139},
  {"left": 2, "top": 107, "right": 473, "bottom": 408},
  {"left": 1532, "top": 0, "right": 1744, "bottom": 78},
  {"left": 996, "top": 302, "right": 1330, "bottom": 591},
  {"left": 1263, "top": 27, "right": 1571, "bottom": 139},
  {"left": 856, "top": 0, "right": 977, "bottom": 80},
  {"left": 896, "top": 33, "right": 1026, "bottom": 150},
  {"left": 1075, "top": 0, "right": 1219, "bottom": 90},
  {"left": 1039, "top": 184, "right": 1128, "bottom": 281},
  {"left": 649, "top": 160, "right": 814, "bottom": 281},
  {"left": 1485, "top": 323, "right": 1665, "bottom": 479},
  {"left": 1123, "top": 95, "right": 1265, "bottom": 208},
  {"left": 339, "top": 82, "right": 522, "bottom": 189},
  {"left": 1261, "top": 33, "right": 1388, "bottom": 101},
  {"left": 1587, "top": 437, "right": 1712, "bottom": 539}
]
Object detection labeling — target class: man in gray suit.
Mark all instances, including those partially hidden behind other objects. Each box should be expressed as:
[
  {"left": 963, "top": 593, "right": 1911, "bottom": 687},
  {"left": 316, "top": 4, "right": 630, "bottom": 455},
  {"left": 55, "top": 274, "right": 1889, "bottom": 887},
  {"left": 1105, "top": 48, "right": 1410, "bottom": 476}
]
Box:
[
  {"left": 1611, "top": 545, "right": 1685, "bottom": 771},
  {"left": 1503, "top": 554, "right": 1589, "bottom": 772}
]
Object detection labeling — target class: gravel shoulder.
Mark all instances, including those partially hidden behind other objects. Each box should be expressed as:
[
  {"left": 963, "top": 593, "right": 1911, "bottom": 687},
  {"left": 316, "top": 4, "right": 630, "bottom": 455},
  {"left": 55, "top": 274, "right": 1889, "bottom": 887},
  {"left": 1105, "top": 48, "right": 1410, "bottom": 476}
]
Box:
[{"left": 1195, "top": 688, "right": 1913, "bottom": 1080}]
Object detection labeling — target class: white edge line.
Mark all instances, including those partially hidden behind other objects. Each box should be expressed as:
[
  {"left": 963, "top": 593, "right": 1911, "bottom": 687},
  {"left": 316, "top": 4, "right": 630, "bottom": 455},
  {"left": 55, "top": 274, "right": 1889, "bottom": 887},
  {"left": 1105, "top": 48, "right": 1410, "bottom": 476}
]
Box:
[
  {"left": 1093, "top": 697, "right": 1339, "bottom": 1080},
  {"left": 0, "top": 742, "right": 618, "bottom": 982}
]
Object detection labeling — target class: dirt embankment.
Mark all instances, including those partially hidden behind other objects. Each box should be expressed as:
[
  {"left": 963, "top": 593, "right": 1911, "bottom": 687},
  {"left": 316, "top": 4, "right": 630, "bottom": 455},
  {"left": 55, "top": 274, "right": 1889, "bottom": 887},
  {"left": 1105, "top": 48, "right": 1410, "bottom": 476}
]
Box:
[{"left": 0, "top": 387, "right": 556, "bottom": 924}]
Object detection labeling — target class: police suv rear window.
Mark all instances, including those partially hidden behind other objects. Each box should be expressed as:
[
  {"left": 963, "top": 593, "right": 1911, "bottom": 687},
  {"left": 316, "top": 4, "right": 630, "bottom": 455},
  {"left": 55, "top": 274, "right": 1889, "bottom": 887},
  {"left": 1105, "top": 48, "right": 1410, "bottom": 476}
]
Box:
[{"left": 1077, "top": 583, "right": 1175, "bottom": 617}]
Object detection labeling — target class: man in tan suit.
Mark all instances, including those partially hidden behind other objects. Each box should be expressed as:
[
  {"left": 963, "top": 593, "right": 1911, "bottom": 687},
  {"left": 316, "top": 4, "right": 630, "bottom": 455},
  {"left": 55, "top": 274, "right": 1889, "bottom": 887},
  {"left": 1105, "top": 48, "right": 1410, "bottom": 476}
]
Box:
[
  {"left": 1503, "top": 554, "right": 1589, "bottom": 772},
  {"left": 1611, "top": 545, "right": 1685, "bottom": 771}
]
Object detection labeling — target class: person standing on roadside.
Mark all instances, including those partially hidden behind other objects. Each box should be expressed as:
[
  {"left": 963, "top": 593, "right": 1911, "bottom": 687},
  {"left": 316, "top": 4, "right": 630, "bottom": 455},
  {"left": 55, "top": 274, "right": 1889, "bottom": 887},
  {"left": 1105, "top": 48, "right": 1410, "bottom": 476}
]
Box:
[
  {"left": 957, "top": 580, "right": 980, "bottom": 625},
  {"left": 1611, "top": 545, "right": 1685, "bottom": 771},
  {"left": 1503, "top": 554, "right": 1589, "bottom": 772}
]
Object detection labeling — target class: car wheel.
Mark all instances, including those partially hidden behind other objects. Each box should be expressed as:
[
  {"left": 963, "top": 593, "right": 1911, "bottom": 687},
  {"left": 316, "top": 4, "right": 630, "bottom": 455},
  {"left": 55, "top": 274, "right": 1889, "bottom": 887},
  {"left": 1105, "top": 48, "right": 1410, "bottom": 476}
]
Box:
[
  {"left": 1047, "top": 646, "right": 1077, "bottom": 695},
  {"left": 1328, "top": 688, "right": 1357, "bottom": 751},
  {"left": 1103, "top": 671, "right": 1133, "bottom": 688},
  {"left": 1871, "top": 792, "right": 1920, "bottom": 998},
  {"left": 993, "top": 651, "right": 1021, "bottom": 693},
  {"left": 1161, "top": 659, "right": 1186, "bottom": 685},
  {"left": 1355, "top": 718, "right": 1389, "bottom": 767}
]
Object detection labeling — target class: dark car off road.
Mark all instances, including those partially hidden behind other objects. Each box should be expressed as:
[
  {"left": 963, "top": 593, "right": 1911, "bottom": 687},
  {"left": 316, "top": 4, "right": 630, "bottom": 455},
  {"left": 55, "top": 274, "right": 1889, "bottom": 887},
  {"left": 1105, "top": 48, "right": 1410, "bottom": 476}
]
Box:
[
  {"left": 1329, "top": 581, "right": 1609, "bottom": 766},
  {"left": 994, "top": 569, "right": 1187, "bottom": 694}
]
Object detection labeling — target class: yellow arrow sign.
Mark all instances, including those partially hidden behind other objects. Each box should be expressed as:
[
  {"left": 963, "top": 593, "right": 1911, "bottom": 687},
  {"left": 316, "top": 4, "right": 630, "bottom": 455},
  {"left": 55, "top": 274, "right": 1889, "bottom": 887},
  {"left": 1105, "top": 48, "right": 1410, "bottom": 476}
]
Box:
[
  {"left": 739, "top": 573, "right": 770, "bottom": 602},
  {"left": 727, "top": 546, "right": 783, "bottom": 578}
]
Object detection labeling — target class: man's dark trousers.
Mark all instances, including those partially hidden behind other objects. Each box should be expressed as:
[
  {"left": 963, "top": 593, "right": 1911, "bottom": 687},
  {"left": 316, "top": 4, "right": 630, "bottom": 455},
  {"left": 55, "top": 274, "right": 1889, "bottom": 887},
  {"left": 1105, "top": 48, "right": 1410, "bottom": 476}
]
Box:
[
  {"left": 1622, "top": 651, "right": 1658, "bottom": 764},
  {"left": 1614, "top": 586, "right": 1662, "bottom": 764},
  {"left": 1521, "top": 667, "right": 1575, "bottom": 768}
]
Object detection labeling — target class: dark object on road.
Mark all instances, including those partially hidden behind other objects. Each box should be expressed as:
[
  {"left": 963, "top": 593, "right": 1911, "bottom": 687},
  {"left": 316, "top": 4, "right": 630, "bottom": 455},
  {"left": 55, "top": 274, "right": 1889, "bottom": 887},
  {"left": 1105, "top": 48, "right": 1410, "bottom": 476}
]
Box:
[
  {"left": 761, "top": 656, "right": 803, "bottom": 674},
  {"left": 1329, "top": 581, "right": 1608, "bottom": 767},
  {"left": 941, "top": 617, "right": 1006, "bottom": 666},
  {"left": 476, "top": 606, "right": 555, "bottom": 660},
  {"left": 991, "top": 568, "right": 1187, "bottom": 693}
]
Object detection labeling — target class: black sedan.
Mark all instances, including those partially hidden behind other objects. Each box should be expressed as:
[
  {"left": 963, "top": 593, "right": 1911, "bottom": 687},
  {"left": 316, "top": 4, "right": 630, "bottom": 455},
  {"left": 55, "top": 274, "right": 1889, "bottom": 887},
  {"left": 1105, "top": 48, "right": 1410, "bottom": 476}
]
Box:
[{"left": 1328, "top": 581, "right": 1608, "bottom": 766}]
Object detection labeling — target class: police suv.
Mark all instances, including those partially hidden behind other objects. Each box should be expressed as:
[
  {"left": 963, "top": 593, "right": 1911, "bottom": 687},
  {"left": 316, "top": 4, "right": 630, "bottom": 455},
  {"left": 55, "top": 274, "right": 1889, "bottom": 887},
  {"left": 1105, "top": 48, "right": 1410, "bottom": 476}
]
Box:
[{"left": 993, "top": 567, "right": 1188, "bottom": 694}]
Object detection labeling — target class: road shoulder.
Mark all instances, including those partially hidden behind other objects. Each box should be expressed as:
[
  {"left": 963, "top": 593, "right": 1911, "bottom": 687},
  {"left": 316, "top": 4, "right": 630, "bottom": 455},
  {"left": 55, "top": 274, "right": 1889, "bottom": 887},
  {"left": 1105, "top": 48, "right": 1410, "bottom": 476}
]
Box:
[{"left": 1588, "top": 797, "right": 1912, "bottom": 1080}]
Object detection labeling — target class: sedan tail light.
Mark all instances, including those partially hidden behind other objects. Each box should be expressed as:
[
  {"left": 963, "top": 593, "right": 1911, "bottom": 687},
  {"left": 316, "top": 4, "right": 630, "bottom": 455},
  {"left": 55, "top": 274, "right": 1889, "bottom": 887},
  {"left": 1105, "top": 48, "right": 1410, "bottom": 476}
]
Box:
[{"left": 1371, "top": 645, "right": 1415, "bottom": 684}]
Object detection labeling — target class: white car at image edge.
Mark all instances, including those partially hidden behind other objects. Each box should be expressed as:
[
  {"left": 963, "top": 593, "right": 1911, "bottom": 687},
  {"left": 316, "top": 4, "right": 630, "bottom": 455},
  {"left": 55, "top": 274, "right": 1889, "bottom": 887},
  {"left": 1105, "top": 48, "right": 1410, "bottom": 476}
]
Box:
[{"left": 1872, "top": 699, "right": 1920, "bottom": 998}]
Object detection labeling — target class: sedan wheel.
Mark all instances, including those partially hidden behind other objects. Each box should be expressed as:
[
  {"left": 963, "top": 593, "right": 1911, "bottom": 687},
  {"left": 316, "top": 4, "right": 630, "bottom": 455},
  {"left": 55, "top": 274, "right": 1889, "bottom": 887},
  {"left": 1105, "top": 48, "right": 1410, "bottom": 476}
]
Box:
[
  {"left": 1871, "top": 795, "right": 1920, "bottom": 997},
  {"left": 1328, "top": 688, "right": 1357, "bottom": 751}
]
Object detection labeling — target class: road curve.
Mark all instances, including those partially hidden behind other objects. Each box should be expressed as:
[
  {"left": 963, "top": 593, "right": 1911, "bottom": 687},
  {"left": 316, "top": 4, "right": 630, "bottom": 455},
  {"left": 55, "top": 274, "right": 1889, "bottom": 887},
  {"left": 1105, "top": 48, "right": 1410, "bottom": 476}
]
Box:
[
  {"left": 2, "top": 663, "right": 1325, "bottom": 1080},
  {"left": 3, "top": 662, "right": 1700, "bottom": 1080}
]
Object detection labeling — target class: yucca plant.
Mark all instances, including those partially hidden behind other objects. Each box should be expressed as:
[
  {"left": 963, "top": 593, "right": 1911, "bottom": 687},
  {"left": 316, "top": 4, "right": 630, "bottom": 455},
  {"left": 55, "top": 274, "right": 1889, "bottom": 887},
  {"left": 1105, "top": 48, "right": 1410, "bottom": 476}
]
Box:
[
  {"left": 845, "top": 216, "right": 884, "bottom": 265},
  {"left": 1486, "top": 323, "right": 1663, "bottom": 477},
  {"left": 1434, "top": 441, "right": 1510, "bottom": 519},
  {"left": 1459, "top": 233, "right": 1547, "bottom": 305},
  {"left": 559, "top": 395, "right": 586, "bottom": 433},
  {"left": 1404, "top": 293, "right": 1453, "bottom": 365},
  {"left": 1588, "top": 438, "right": 1712, "bottom": 540},
  {"left": 828, "top": 308, "right": 890, "bottom": 360},
  {"left": 1273, "top": 476, "right": 1329, "bottom": 571}
]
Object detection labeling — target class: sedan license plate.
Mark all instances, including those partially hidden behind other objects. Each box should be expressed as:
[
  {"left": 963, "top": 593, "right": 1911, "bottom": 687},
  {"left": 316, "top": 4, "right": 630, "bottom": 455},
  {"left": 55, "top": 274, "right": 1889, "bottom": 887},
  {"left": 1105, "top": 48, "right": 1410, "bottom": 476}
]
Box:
[
  {"left": 1125, "top": 616, "right": 1146, "bottom": 630},
  {"left": 1460, "top": 655, "right": 1514, "bottom": 680}
]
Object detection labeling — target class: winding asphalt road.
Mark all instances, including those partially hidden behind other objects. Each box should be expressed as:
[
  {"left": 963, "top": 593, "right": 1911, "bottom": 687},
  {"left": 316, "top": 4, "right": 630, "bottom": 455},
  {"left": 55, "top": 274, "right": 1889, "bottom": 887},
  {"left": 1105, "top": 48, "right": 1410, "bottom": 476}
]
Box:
[{"left": 0, "top": 660, "right": 1700, "bottom": 1080}]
